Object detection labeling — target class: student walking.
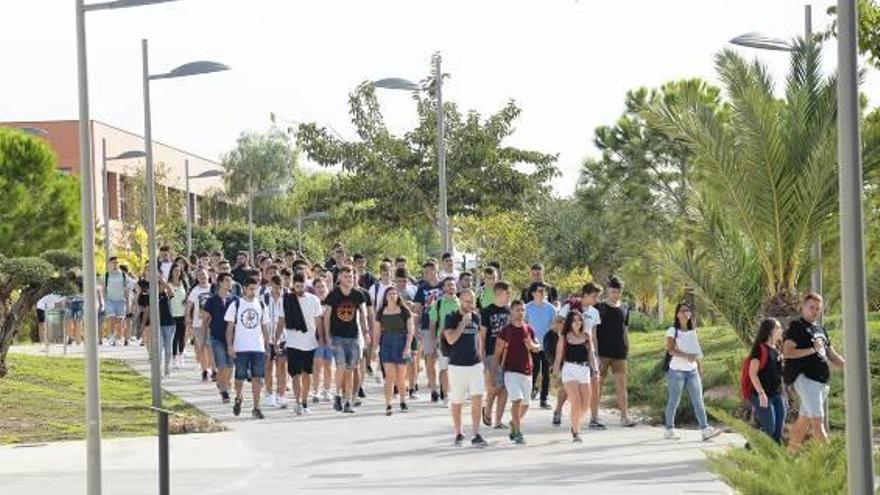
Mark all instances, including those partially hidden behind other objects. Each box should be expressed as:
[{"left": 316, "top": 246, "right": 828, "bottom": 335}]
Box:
[
  {"left": 552, "top": 310, "right": 595, "bottom": 442},
  {"left": 494, "top": 300, "right": 540, "bottom": 444},
  {"left": 224, "top": 278, "right": 272, "bottom": 419},
  {"left": 480, "top": 281, "right": 511, "bottom": 429},
  {"left": 443, "top": 289, "right": 488, "bottom": 447},
  {"left": 524, "top": 283, "right": 556, "bottom": 409},
  {"left": 278, "top": 273, "right": 324, "bottom": 415},
  {"left": 745, "top": 318, "right": 786, "bottom": 443},
  {"left": 595, "top": 277, "right": 636, "bottom": 427},
  {"left": 374, "top": 286, "right": 415, "bottom": 415}
]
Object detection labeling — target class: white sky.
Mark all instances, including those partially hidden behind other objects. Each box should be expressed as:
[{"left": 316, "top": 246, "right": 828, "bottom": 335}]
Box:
[{"left": 2, "top": 0, "right": 877, "bottom": 197}]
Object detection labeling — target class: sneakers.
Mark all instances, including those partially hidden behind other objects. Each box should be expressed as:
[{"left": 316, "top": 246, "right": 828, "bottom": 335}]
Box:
[
  {"left": 311, "top": 394, "right": 320, "bottom": 404},
  {"left": 233, "top": 397, "right": 242, "bottom": 416},
  {"left": 221, "top": 391, "right": 231, "bottom": 404},
  {"left": 201, "top": 370, "right": 208, "bottom": 381},
  {"left": 539, "top": 401, "right": 552, "bottom": 410},
  {"left": 277, "top": 395, "right": 288, "bottom": 409},
  {"left": 430, "top": 390, "right": 439, "bottom": 403},
  {"left": 512, "top": 433, "right": 526, "bottom": 445},
  {"left": 572, "top": 429, "right": 583, "bottom": 443},
  {"left": 454, "top": 434, "right": 465, "bottom": 447},
  {"left": 701, "top": 427, "right": 722, "bottom": 441},
  {"left": 399, "top": 402, "right": 409, "bottom": 412},
  {"left": 333, "top": 395, "right": 343, "bottom": 412},
  {"left": 210, "top": 371, "right": 217, "bottom": 382},
  {"left": 265, "top": 394, "right": 277, "bottom": 408},
  {"left": 589, "top": 419, "right": 607, "bottom": 430},
  {"left": 294, "top": 403, "right": 303, "bottom": 416},
  {"left": 664, "top": 429, "right": 681, "bottom": 440},
  {"left": 408, "top": 389, "right": 419, "bottom": 400},
  {"left": 552, "top": 411, "right": 562, "bottom": 426},
  {"left": 471, "top": 435, "right": 488, "bottom": 448},
  {"left": 252, "top": 408, "right": 264, "bottom": 420},
  {"left": 357, "top": 387, "right": 366, "bottom": 399},
  {"left": 301, "top": 405, "right": 311, "bottom": 415},
  {"left": 493, "top": 423, "right": 508, "bottom": 430},
  {"left": 343, "top": 402, "right": 355, "bottom": 414},
  {"left": 353, "top": 399, "right": 362, "bottom": 408},
  {"left": 621, "top": 417, "right": 637, "bottom": 427},
  {"left": 386, "top": 405, "right": 393, "bottom": 416},
  {"left": 320, "top": 389, "right": 331, "bottom": 402}
]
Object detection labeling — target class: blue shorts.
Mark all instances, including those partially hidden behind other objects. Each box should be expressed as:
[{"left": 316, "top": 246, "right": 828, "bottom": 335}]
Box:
[
  {"left": 211, "top": 338, "right": 233, "bottom": 369},
  {"left": 331, "top": 336, "right": 361, "bottom": 369},
  {"left": 106, "top": 299, "right": 126, "bottom": 319},
  {"left": 68, "top": 298, "right": 84, "bottom": 320},
  {"left": 314, "top": 345, "right": 333, "bottom": 361},
  {"left": 379, "top": 333, "right": 409, "bottom": 365},
  {"left": 234, "top": 351, "right": 266, "bottom": 381}
]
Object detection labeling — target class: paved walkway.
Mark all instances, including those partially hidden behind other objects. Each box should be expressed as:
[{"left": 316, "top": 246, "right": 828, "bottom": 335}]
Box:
[{"left": 2, "top": 344, "right": 739, "bottom": 494}]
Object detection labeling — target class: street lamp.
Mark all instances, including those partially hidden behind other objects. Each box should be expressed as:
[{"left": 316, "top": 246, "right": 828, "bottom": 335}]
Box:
[
  {"left": 101, "top": 143, "right": 145, "bottom": 267},
  {"left": 247, "top": 183, "right": 287, "bottom": 261},
  {"left": 141, "top": 39, "right": 229, "bottom": 495},
  {"left": 730, "top": 5, "right": 825, "bottom": 308},
  {"left": 296, "top": 210, "right": 330, "bottom": 251},
  {"left": 185, "top": 165, "right": 224, "bottom": 258},
  {"left": 372, "top": 52, "right": 451, "bottom": 254},
  {"left": 75, "top": 2, "right": 179, "bottom": 494},
  {"left": 836, "top": 1, "right": 875, "bottom": 492}
]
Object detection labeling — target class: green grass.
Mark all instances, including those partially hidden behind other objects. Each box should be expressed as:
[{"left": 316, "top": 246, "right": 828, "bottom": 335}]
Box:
[
  {"left": 623, "top": 313, "right": 880, "bottom": 429},
  {"left": 0, "top": 353, "right": 218, "bottom": 444}
]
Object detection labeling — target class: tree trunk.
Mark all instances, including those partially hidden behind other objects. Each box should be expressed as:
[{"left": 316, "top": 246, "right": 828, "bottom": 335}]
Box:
[{"left": 0, "top": 290, "right": 41, "bottom": 379}]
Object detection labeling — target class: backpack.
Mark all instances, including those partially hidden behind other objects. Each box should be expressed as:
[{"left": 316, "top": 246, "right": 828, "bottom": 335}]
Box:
[
  {"left": 740, "top": 344, "right": 769, "bottom": 401},
  {"left": 233, "top": 298, "right": 266, "bottom": 326},
  {"left": 662, "top": 327, "right": 679, "bottom": 372}
]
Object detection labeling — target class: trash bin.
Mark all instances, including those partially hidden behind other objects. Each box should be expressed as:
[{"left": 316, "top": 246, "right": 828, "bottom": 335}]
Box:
[{"left": 46, "top": 309, "right": 65, "bottom": 343}]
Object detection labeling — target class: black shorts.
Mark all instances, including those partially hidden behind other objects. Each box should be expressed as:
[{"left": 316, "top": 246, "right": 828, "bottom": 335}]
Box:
[
  {"left": 36, "top": 309, "right": 46, "bottom": 324},
  {"left": 286, "top": 348, "right": 315, "bottom": 376}
]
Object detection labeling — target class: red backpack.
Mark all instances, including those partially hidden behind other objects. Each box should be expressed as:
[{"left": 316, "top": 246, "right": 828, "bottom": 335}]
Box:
[{"left": 739, "top": 344, "right": 769, "bottom": 401}]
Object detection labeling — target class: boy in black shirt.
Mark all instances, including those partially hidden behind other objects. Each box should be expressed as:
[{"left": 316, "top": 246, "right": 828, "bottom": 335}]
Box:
[{"left": 595, "top": 276, "right": 636, "bottom": 427}]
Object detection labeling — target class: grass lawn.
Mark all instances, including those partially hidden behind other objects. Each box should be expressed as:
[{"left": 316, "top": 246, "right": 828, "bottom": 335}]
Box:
[
  {"left": 0, "top": 353, "right": 219, "bottom": 444},
  {"left": 621, "top": 313, "right": 880, "bottom": 429}
]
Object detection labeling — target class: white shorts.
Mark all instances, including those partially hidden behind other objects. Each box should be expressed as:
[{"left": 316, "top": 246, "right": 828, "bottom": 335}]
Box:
[
  {"left": 448, "top": 363, "right": 485, "bottom": 404},
  {"left": 438, "top": 351, "right": 450, "bottom": 371},
  {"left": 561, "top": 362, "right": 591, "bottom": 385},
  {"left": 504, "top": 371, "right": 532, "bottom": 404}
]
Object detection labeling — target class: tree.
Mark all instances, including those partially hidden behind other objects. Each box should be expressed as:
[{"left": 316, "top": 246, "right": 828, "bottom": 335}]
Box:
[
  {"left": 0, "top": 128, "right": 80, "bottom": 257},
  {"left": 827, "top": 0, "right": 880, "bottom": 69},
  {"left": 296, "top": 80, "right": 558, "bottom": 231},
  {"left": 122, "top": 161, "right": 186, "bottom": 252},
  {"left": 643, "top": 41, "right": 840, "bottom": 344},
  {"left": 221, "top": 128, "right": 297, "bottom": 198},
  {"left": 0, "top": 250, "right": 79, "bottom": 378}
]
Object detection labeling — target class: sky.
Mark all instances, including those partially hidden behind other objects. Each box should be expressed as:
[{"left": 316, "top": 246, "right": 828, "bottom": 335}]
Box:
[{"left": 2, "top": 0, "right": 877, "bottom": 197}]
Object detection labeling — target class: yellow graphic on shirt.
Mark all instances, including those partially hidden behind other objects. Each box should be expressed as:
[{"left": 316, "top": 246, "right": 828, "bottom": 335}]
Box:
[{"left": 336, "top": 300, "right": 357, "bottom": 323}]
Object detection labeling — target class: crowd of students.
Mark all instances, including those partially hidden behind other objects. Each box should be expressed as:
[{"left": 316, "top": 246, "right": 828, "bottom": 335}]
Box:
[{"left": 35, "top": 243, "right": 844, "bottom": 450}]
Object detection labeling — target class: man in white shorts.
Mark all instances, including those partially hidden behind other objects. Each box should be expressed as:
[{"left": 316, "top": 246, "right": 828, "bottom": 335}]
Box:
[
  {"left": 443, "top": 289, "right": 487, "bottom": 448},
  {"left": 494, "top": 299, "right": 540, "bottom": 445}
]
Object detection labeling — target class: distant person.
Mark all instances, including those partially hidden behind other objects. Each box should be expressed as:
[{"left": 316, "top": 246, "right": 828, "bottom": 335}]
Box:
[
  {"left": 494, "top": 300, "right": 540, "bottom": 445},
  {"left": 595, "top": 276, "right": 636, "bottom": 427},
  {"left": 374, "top": 286, "right": 415, "bottom": 415},
  {"left": 784, "top": 293, "right": 844, "bottom": 453},
  {"left": 224, "top": 277, "right": 271, "bottom": 419},
  {"left": 745, "top": 318, "right": 785, "bottom": 443},
  {"left": 438, "top": 252, "right": 460, "bottom": 281},
  {"left": 551, "top": 310, "right": 595, "bottom": 442},
  {"left": 202, "top": 273, "right": 237, "bottom": 403},
  {"left": 480, "top": 281, "right": 511, "bottom": 429},
  {"left": 278, "top": 273, "right": 324, "bottom": 416},
  {"left": 443, "top": 289, "right": 487, "bottom": 448},
  {"left": 520, "top": 263, "right": 558, "bottom": 305},
  {"left": 524, "top": 283, "right": 556, "bottom": 409}
]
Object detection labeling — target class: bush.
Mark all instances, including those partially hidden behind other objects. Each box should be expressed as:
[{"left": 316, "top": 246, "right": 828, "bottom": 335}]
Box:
[
  {"left": 628, "top": 311, "right": 667, "bottom": 332},
  {"left": 707, "top": 408, "right": 849, "bottom": 495},
  {"left": 208, "top": 222, "right": 298, "bottom": 260}
]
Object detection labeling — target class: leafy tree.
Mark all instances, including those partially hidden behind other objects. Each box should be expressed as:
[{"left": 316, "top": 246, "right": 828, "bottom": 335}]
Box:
[
  {"left": 122, "top": 161, "right": 186, "bottom": 252},
  {"left": 208, "top": 223, "right": 297, "bottom": 261},
  {"left": 221, "top": 129, "right": 297, "bottom": 199},
  {"left": 643, "top": 41, "right": 839, "bottom": 344},
  {"left": 0, "top": 250, "right": 79, "bottom": 378},
  {"left": 296, "top": 80, "right": 558, "bottom": 231},
  {"left": 827, "top": 0, "right": 880, "bottom": 69},
  {"left": 0, "top": 128, "right": 80, "bottom": 257}
]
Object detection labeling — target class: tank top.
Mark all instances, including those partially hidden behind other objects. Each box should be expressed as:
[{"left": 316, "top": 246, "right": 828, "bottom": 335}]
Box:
[
  {"left": 380, "top": 312, "right": 407, "bottom": 334},
  {"left": 564, "top": 335, "right": 590, "bottom": 364}
]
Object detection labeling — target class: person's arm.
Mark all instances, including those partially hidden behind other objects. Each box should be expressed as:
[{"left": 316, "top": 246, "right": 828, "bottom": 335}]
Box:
[
  {"left": 372, "top": 318, "right": 382, "bottom": 352},
  {"left": 322, "top": 306, "right": 332, "bottom": 344},
  {"left": 782, "top": 339, "right": 817, "bottom": 359},
  {"left": 185, "top": 299, "right": 194, "bottom": 328},
  {"left": 827, "top": 345, "right": 845, "bottom": 368},
  {"left": 525, "top": 330, "right": 541, "bottom": 353},
  {"left": 225, "top": 321, "right": 235, "bottom": 357},
  {"left": 665, "top": 333, "right": 695, "bottom": 361},
  {"left": 275, "top": 316, "right": 286, "bottom": 347},
  {"left": 552, "top": 335, "right": 564, "bottom": 374},
  {"left": 479, "top": 323, "right": 488, "bottom": 362},
  {"left": 315, "top": 316, "right": 325, "bottom": 346},
  {"left": 748, "top": 358, "right": 768, "bottom": 406},
  {"left": 493, "top": 338, "right": 506, "bottom": 369},
  {"left": 404, "top": 317, "right": 414, "bottom": 356},
  {"left": 201, "top": 303, "right": 212, "bottom": 332},
  {"left": 445, "top": 314, "right": 469, "bottom": 346},
  {"left": 358, "top": 303, "right": 369, "bottom": 341}
]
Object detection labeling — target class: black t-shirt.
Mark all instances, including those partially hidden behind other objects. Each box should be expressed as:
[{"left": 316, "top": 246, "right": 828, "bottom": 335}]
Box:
[
  {"left": 521, "top": 282, "right": 559, "bottom": 304},
  {"left": 751, "top": 345, "right": 783, "bottom": 396},
  {"left": 595, "top": 302, "right": 629, "bottom": 359},
  {"left": 444, "top": 310, "right": 482, "bottom": 366},
  {"left": 480, "top": 304, "right": 510, "bottom": 356},
  {"left": 137, "top": 278, "right": 149, "bottom": 307},
  {"left": 230, "top": 265, "right": 249, "bottom": 286},
  {"left": 158, "top": 293, "right": 174, "bottom": 326},
  {"left": 413, "top": 279, "right": 441, "bottom": 330},
  {"left": 323, "top": 287, "right": 367, "bottom": 339},
  {"left": 783, "top": 318, "right": 831, "bottom": 384}
]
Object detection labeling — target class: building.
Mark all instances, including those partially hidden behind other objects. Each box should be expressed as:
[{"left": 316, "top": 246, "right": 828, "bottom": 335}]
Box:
[{"left": 0, "top": 119, "right": 227, "bottom": 250}]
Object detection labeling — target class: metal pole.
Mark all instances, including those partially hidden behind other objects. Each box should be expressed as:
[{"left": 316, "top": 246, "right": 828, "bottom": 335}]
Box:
[
  {"left": 102, "top": 138, "right": 111, "bottom": 270},
  {"left": 142, "top": 38, "right": 169, "bottom": 495},
  {"left": 248, "top": 180, "right": 254, "bottom": 263},
  {"left": 434, "top": 53, "right": 449, "bottom": 254},
  {"left": 836, "top": 1, "right": 875, "bottom": 493},
  {"left": 75, "top": 2, "right": 103, "bottom": 494},
  {"left": 804, "top": 4, "right": 825, "bottom": 305},
  {"left": 185, "top": 159, "right": 192, "bottom": 259}
]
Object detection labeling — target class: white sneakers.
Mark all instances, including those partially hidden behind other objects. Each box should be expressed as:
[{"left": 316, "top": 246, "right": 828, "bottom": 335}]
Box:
[
  {"left": 294, "top": 403, "right": 303, "bottom": 416},
  {"left": 701, "top": 427, "right": 722, "bottom": 441},
  {"left": 265, "top": 394, "right": 277, "bottom": 408},
  {"left": 663, "top": 429, "right": 680, "bottom": 440},
  {"left": 277, "top": 395, "right": 287, "bottom": 409}
]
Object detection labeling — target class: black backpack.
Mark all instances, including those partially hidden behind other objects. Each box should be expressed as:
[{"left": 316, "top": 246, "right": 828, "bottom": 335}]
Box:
[{"left": 662, "top": 327, "right": 679, "bottom": 372}]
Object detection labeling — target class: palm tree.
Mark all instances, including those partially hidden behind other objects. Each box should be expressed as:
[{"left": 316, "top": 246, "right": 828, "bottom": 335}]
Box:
[{"left": 643, "top": 40, "right": 839, "bottom": 344}]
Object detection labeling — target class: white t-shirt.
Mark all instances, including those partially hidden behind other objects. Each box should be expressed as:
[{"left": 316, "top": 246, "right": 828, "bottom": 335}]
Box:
[
  {"left": 584, "top": 306, "right": 601, "bottom": 333},
  {"left": 284, "top": 292, "right": 324, "bottom": 351},
  {"left": 37, "top": 294, "right": 63, "bottom": 311},
  {"left": 187, "top": 285, "right": 213, "bottom": 328},
  {"left": 224, "top": 298, "right": 270, "bottom": 353},
  {"left": 666, "top": 326, "right": 702, "bottom": 372},
  {"left": 159, "top": 260, "right": 174, "bottom": 281},
  {"left": 265, "top": 293, "right": 285, "bottom": 345},
  {"left": 369, "top": 281, "right": 394, "bottom": 317}
]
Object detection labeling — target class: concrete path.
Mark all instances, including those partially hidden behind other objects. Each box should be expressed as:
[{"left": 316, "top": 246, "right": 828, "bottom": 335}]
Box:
[{"left": 2, "top": 344, "right": 739, "bottom": 494}]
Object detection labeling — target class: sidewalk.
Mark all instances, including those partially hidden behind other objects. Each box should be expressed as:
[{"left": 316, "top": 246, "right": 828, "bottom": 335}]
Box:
[{"left": 2, "top": 344, "right": 739, "bottom": 494}]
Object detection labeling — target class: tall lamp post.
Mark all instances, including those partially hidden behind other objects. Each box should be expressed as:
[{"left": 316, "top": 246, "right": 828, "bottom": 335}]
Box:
[
  {"left": 75, "top": 2, "right": 178, "bottom": 494},
  {"left": 730, "top": 5, "right": 824, "bottom": 305},
  {"left": 836, "top": 1, "right": 875, "bottom": 492},
  {"left": 102, "top": 146, "right": 146, "bottom": 267},
  {"left": 372, "top": 52, "right": 451, "bottom": 254},
  {"left": 185, "top": 167, "right": 224, "bottom": 258},
  {"left": 142, "top": 39, "right": 229, "bottom": 495}
]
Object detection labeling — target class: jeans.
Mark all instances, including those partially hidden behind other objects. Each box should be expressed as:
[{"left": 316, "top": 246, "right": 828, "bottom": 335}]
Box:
[
  {"left": 159, "top": 325, "right": 176, "bottom": 369},
  {"left": 751, "top": 392, "right": 786, "bottom": 443},
  {"left": 665, "top": 369, "right": 709, "bottom": 430},
  {"left": 172, "top": 316, "right": 186, "bottom": 356},
  {"left": 531, "top": 350, "right": 551, "bottom": 402}
]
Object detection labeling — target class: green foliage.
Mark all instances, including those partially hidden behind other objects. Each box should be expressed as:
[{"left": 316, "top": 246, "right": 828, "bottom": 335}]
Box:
[
  {"left": 221, "top": 128, "right": 296, "bottom": 198},
  {"left": 121, "top": 161, "right": 186, "bottom": 252},
  {"left": 338, "top": 224, "right": 423, "bottom": 272},
  {"left": 827, "top": 0, "right": 880, "bottom": 69},
  {"left": 208, "top": 222, "right": 297, "bottom": 261},
  {"left": 706, "top": 408, "right": 848, "bottom": 495},
  {"left": 171, "top": 224, "right": 222, "bottom": 256},
  {"left": 296, "top": 80, "right": 558, "bottom": 228},
  {"left": 0, "top": 128, "right": 80, "bottom": 257},
  {"left": 643, "top": 42, "right": 839, "bottom": 344}
]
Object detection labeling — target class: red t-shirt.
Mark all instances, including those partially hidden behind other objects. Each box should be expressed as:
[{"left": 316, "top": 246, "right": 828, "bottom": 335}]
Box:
[{"left": 498, "top": 323, "right": 536, "bottom": 375}]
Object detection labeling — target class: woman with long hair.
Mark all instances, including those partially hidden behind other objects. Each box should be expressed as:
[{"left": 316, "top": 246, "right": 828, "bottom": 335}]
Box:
[
  {"left": 167, "top": 264, "right": 189, "bottom": 369},
  {"left": 374, "top": 286, "right": 414, "bottom": 415},
  {"left": 748, "top": 318, "right": 786, "bottom": 443},
  {"left": 311, "top": 277, "right": 334, "bottom": 401},
  {"left": 552, "top": 310, "right": 593, "bottom": 442},
  {"left": 663, "top": 303, "right": 720, "bottom": 441}
]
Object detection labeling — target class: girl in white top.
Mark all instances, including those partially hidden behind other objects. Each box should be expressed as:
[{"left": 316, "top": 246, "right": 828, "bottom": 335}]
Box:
[{"left": 663, "top": 303, "right": 720, "bottom": 441}]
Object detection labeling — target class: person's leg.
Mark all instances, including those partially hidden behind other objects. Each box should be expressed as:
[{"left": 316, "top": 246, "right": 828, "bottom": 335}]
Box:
[
  {"left": 276, "top": 356, "right": 287, "bottom": 400},
  {"left": 564, "top": 383, "right": 581, "bottom": 432},
  {"left": 483, "top": 363, "right": 496, "bottom": 423},
  {"left": 531, "top": 352, "right": 540, "bottom": 399},
  {"left": 161, "top": 326, "right": 175, "bottom": 373},
  {"left": 809, "top": 418, "right": 829, "bottom": 444},
  {"left": 451, "top": 403, "right": 463, "bottom": 436},
  {"left": 613, "top": 360, "right": 631, "bottom": 422},
  {"left": 383, "top": 362, "right": 395, "bottom": 406},
  {"left": 470, "top": 394, "right": 483, "bottom": 438},
  {"left": 771, "top": 394, "right": 787, "bottom": 444},
  {"left": 510, "top": 399, "right": 521, "bottom": 431},
  {"left": 300, "top": 352, "right": 314, "bottom": 407},
  {"left": 590, "top": 371, "right": 600, "bottom": 421},
  {"left": 440, "top": 368, "right": 449, "bottom": 400},
  {"left": 539, "top": 352, "right": 551, "bottom": 405},
  {"left": 579, "top": 382, "right": 591, "bottom": 428},
  {"left": 683, "top": 370, "right": 709, "bottom": 429},
  {"left": 493, "top": 376, "right": 508, "bottom": 427},
  {"left": 788, "top": 415, "right": 811, "bottom": 453},
  {"left": 664, "top": 370, "right": 685, "bottom": 430},
  {"left": 750, "top": 393, "right": 776, "bottom": 440},
  {"left": 396, "top": 364, "right": 407, "bottom": 406}
]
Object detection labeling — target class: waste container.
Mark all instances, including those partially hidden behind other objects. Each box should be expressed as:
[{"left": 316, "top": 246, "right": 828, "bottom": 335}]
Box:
[{"left": 45, "top": 309, "right": 65, "bottom": 343}]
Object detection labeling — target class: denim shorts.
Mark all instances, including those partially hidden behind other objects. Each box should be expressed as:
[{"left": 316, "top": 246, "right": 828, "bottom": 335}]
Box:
[
  {"left": 68, "top": 298, "right": 84, "bottom": 320},
  {"left": 331, "top": 336, "right": 361, "bottom": 369},
  {"left": 105, "top": 299, "right": 126, "bottom": 319},
  {"left": 379, "top": 332, "right": 409, "bottom": 365},
  {"left": 234, "top": 351, "right": 266, "bottom": 381},
  {"left": 211, "top": 338, "right": 233, "bottom": 369},
  {"left": 314, "top": 345, "right": 333, "bottom": 361},
  {"left": 794, "top": 374, "right": 829, "bottom": 418}
]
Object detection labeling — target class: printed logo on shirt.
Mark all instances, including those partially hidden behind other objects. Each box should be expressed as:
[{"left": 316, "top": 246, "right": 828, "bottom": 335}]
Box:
[
  {"left": 336, "top": 300, "right": 357, "bottom": 322},
  {"left": 241, "top": 308, "right": 260, "bottom": 329}
]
